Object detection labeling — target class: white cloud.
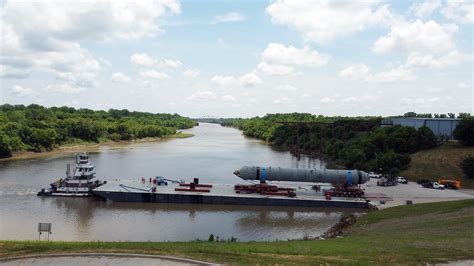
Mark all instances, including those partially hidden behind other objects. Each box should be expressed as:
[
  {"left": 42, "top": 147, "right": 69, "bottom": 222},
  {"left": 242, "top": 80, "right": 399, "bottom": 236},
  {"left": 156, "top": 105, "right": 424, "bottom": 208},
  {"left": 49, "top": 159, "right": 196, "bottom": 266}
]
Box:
[
  {"left": 44, "top": 83, "right": 85, "bottom": 94},
  {"left": 373, "top": 19, "right": 465, "bottom": 70},
  {"left": 222, "top": 95, "right": 236, "bottom": 102},
  {"left": 183, "top": 69, "right": 199, "bottom": 78},
  {"left": 400, "top": 97, "right": 427, "bottom": 106},
  {"left": 211, "top": 72, "right": 262, "bottom": 87},
  {"left": 262, "top": 43, "right": 329, "bottom": 66},
  {"left": 211, "top": 75, "right": 237, "bottom": 86},
  {"left": 0, "top": 0, "right": 180, "bottom": 87},
  {"left": 0, "top": 65, "right": 31, "bottom": 79},
  {"left": 273, "top": 97, "right": 293, "bottom": 105},
  {"left": 111, "top": 72, "right": 131, "bottom": 83},
  {"left": 320, "top": 97, "right": 336, "bottom": 104},
  {"left": 410, "top": 0, "right": 441, "bottom": 18},
  {"left": 140, "top": 70, "right": 169, "bottom": 79},
  {"left": 373, "top": 20, "right": 458, "bottom": 54},
  {"left": 131, "top": 53, "right": 155, "bottom": 66},
  {"left": 266, "top": 0, "right": 394, "bottom": 43},
  {"left": 276, "top": 85, "right": 298, "bottom": 91},
  {"left": 368, "top": 66, "right": 416, "bottom": 83},
  {"left": 215, "top": 12, "right": 247, "bottom": 23},
  {"left": 159, "top": 59, "right": 182, "bottom": 68},
  {"left": 258, "top": 43, "right": 328, "bottom": 76},
  {"left": 1, "top": 0, "right": 180, "bottom": 43},
  {"left": 406, "top": 50, "right": 466, "bottom": 68},
  {"left": 339, "top": 64, "right": 370, "bottom": 80},
  {"left": 301, "top": 93, "right": 311, "bottom": 98},
  {"left": 458, "top": 82, "right": 471, "bottom": 89},
  {"left": 10, "top": 85, "right": 37, "bottom": 97},
  {"left": 257, "top": 62, "right": 295, "bottom": 76},
  {"left": 342, "top": 97, "right": 357, "bottom": 103},
  {"left": 239, "top": 72, "right": 262, "bottom": 87},
  {"left": 187, "top": 90, "right": 217, "bottom": 101},
  {"left": 340, "top": 64, "right": 416, "bottom": 83},
  {"left": 441, "top": 0, "right": 474, "bottom": 23}
]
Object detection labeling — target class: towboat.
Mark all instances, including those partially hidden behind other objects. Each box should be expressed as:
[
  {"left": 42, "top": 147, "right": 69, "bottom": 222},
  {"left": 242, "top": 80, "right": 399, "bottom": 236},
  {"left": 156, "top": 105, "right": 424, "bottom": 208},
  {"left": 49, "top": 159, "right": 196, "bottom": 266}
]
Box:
[{"left": 37, "top": 152, "right": 105, "bottom": 197}]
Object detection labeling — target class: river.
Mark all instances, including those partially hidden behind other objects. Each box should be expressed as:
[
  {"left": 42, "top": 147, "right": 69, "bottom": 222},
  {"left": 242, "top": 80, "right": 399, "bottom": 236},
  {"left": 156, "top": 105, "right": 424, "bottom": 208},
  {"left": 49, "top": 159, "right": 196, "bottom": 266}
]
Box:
[{"left": 0, "top": 123, "right": 357, "bottom": 241}]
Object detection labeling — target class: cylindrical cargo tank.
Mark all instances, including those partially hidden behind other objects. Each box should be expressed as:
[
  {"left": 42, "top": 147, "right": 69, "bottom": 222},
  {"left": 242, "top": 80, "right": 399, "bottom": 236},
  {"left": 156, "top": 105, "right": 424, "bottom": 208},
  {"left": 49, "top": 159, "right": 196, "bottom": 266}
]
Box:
[{"left": 234, "top": 166, "right": 369, "bottom": 186}]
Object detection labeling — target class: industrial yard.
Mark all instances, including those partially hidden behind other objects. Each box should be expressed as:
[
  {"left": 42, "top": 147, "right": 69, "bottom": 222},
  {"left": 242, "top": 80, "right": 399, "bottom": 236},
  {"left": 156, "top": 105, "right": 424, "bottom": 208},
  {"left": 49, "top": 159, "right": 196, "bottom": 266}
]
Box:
[{"left": 362, "top": 178, "right": 474, "bottom": 209}]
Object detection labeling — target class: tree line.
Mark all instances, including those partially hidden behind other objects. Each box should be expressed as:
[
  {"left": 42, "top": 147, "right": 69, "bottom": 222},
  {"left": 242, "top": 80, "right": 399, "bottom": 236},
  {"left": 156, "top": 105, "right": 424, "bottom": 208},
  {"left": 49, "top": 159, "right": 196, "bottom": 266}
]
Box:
[
  {"left": 453, "top": 117, "right": 474, "bottom": 178},
  {"left": 0, "top": 104, "right": 197, "bottom": 158},
  {"left": 221, "top": 113, "right": 444, "bottom": 173}
]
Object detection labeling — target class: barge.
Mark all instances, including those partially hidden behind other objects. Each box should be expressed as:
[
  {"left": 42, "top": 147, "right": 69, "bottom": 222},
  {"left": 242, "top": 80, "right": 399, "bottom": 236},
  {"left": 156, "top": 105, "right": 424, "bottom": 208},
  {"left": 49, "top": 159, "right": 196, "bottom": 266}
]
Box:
[{"left": 93, "top": 178, "right": 370, "bottom": 209}]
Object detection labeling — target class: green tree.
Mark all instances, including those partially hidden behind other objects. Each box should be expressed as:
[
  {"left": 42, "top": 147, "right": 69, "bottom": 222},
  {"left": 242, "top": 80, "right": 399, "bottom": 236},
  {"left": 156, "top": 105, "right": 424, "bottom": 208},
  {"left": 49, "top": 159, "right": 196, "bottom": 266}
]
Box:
[
  {"left": 460, "top": 156, "right": 474, "bottom": 179},
  {"left": 415, "top": 126, "right": 437, "bottom": 149},
  {"left": 453, "top": 118, "right": 474, "bottom": 146},
  {"left": 0, "top": 132, "right": 12, "bottom": 158}
]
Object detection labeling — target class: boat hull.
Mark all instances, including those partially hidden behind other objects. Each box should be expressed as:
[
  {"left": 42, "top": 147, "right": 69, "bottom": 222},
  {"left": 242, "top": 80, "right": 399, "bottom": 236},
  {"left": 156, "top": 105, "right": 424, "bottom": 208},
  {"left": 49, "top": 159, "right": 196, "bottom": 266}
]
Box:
[
  {"left": 93, "top": 190, "right": 369, "bottom": 209},
  {"left": 37, "top": 190, "right": 95, "bottom": 197}
]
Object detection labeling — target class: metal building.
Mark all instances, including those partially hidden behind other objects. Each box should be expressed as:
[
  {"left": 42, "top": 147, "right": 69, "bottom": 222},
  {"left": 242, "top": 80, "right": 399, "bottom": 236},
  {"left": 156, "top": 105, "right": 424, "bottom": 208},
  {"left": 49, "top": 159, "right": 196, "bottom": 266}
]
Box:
[{"left": 381, "top": 118, "right": 460, "bottom": 139}]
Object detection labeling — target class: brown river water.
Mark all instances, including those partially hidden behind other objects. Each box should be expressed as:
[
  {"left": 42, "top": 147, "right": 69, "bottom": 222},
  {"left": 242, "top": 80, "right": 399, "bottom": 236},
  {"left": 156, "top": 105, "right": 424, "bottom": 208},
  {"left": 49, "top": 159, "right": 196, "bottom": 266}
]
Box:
[{"left": 0, "top": 123, "right": 358, "bottom": 241}]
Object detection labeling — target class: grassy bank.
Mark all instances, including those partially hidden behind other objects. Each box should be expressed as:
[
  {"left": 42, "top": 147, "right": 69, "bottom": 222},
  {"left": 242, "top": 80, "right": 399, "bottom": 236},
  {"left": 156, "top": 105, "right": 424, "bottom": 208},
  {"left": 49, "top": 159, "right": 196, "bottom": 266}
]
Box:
[
  {"left": 1, "top": 199, "right": 473, "bottom": 264},
  {"left": 400, "top": 142, "right": 474, "bottom": 188},
  {"left": 0, "top": 132, "right": 194, "bottom": 161}
]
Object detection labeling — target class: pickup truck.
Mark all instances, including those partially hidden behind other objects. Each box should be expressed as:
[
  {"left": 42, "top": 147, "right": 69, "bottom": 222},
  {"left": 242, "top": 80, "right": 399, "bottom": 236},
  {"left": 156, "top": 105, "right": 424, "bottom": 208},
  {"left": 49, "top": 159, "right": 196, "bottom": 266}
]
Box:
[
  {"left": 422, "top": 181, "right": 445, "bottom": 189},
  {"left": 377, "top": 177, "right": 398, "bottom": 187},
  {"left": 368, "top": 172, "right": 382, "bottom": 179},
  {"left": 397, "top": 177, "right": 408, "bottom": 184}
]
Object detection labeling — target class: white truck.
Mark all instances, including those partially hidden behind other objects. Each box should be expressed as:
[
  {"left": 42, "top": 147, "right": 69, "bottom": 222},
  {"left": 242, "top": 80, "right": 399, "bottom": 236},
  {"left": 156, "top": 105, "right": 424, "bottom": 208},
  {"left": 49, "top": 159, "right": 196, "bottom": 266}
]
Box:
[
  {"left": 422, "top": 181, "right": 445, "bottom": 189},
  {"left": 368, "top": 172, "right": 382, "bottom": 179}
]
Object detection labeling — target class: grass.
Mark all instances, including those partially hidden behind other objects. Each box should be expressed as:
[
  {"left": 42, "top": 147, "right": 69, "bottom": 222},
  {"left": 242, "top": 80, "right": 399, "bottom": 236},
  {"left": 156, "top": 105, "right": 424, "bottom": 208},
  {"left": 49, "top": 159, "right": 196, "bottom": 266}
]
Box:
[
  {"left": 400, "top": 142, "right": 474, "bottom": 188},
  {"left": 167, "top": 132, "right": 194, "bottom": 139},
  {"left": 1, "top": 199, "right": 473, "bottom": 265}
]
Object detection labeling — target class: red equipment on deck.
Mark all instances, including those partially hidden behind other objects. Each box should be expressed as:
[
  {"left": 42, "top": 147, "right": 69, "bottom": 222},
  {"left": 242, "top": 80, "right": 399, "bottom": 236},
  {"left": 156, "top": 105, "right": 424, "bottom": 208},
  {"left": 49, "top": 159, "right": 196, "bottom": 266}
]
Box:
[
  {"left": 175, "top": 178, "right": 212, "bottom": 193},
  {"left": 234, "top": 183, "right": 296, "bottom": 198},
  {"left": 323, "top": 187, "right": 364, "bottom": 200},
  {"left": 179, "top": 183, "right": 213, "bottom": 188}
]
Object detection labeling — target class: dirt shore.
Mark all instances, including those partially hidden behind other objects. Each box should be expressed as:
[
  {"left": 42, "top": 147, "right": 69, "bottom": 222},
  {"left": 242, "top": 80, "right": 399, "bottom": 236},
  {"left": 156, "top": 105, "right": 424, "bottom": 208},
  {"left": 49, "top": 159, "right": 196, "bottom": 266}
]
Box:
[{"left": 0, "top": 134, "right": 193, "bottom": 162}]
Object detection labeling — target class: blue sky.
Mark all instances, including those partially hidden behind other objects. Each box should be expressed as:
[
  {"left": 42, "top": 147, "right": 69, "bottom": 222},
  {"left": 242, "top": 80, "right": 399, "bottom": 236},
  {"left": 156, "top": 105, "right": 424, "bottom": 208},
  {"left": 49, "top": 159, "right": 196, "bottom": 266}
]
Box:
[{"left": 1, "top": 0, "right": 472, "bottom": 117}]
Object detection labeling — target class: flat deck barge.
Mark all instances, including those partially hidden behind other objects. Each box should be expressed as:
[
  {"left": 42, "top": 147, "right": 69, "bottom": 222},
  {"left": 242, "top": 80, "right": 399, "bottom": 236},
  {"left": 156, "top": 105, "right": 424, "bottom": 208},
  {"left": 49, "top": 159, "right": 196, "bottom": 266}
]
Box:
[{"left": 93, "top": 180, "right": 370, "bottom": 209}]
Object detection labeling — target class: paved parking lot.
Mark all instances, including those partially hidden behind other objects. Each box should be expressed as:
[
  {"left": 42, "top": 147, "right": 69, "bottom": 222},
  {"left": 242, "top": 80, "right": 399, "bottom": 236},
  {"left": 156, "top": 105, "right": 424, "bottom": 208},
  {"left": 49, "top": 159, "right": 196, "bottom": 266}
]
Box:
[
  {"left": 363, "top": 178, "right": 474, "bottom": 209},
  {"left": 0, "top": 254, "right": 213, "bottom": 266}
]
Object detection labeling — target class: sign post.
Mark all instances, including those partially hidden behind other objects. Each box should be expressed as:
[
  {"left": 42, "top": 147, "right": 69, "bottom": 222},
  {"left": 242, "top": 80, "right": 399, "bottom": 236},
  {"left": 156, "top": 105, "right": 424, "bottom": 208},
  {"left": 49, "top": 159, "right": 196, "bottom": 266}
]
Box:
[{"left": 38, "top": 223, "right": 52, "bottom": 241}]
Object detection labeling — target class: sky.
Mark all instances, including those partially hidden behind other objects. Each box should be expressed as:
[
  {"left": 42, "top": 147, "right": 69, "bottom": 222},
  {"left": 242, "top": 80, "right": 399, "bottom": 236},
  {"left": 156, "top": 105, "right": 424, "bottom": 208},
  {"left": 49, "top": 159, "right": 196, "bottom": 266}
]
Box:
[{"left": 0, "top": 0, "right": 473, "bottom": 118}]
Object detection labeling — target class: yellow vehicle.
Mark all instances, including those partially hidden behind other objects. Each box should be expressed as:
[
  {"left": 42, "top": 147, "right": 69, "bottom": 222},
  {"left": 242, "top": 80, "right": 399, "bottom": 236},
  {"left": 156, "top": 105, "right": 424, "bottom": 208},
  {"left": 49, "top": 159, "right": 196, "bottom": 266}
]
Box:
[{"left": 438, "top": 179, "right": 461, "bottom": 189}]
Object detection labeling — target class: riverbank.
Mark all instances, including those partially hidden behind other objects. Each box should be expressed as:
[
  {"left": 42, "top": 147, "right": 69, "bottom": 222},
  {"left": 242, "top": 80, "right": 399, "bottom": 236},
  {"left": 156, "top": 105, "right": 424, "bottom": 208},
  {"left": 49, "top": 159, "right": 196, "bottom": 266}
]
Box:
[
  {"left": 0, "top": 132, "right": 194, "bottom": 161},
  {"left": 1, "top": 199, "right": 472, "bottom": 264}
]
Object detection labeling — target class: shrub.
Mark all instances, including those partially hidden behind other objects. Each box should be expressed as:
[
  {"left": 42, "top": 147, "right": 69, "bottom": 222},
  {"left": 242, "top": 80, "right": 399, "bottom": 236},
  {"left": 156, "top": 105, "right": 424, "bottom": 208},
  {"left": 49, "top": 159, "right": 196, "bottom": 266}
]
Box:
[
  {"left": 461, "top": 156, "right": 474, "bottom": 179},
  {"left": 454, "top": 118, "right": 474, "bottom": 146}
]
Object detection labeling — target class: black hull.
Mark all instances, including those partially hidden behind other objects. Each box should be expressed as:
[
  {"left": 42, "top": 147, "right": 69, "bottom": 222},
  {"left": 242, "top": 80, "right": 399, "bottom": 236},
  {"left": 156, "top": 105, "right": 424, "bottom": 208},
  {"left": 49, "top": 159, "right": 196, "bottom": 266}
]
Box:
[{"left": 93, "top": 191, "right": 369, "bottom": 209}]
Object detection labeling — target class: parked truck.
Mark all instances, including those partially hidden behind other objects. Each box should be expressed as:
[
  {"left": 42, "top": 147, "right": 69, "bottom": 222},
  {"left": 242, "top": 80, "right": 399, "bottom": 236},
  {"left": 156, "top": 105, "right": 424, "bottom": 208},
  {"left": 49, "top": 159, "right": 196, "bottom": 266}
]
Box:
[
  {"left": 422, "top": 181, "right": 445, "bottom": 189},
  {"left": 377, "top": 177, "right": 398, "bottom": 187},
  {"left": 438, "top": 179, "right": 461, "bottom": 189}
]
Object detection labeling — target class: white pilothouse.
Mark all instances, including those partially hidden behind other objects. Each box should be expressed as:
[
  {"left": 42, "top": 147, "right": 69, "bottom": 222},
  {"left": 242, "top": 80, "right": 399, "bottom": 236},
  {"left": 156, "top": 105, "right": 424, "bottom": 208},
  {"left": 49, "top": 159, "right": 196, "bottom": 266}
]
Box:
[{"left": 37, "top": 152, "right": 105, "bottom": 197}]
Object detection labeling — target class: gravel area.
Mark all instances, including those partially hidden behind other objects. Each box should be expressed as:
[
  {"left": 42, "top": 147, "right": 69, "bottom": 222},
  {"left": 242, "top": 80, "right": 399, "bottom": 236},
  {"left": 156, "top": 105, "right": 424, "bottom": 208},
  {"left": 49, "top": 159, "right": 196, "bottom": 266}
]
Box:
[{"left": 362, "top": 178, "right": 474, "bottom": 209}]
